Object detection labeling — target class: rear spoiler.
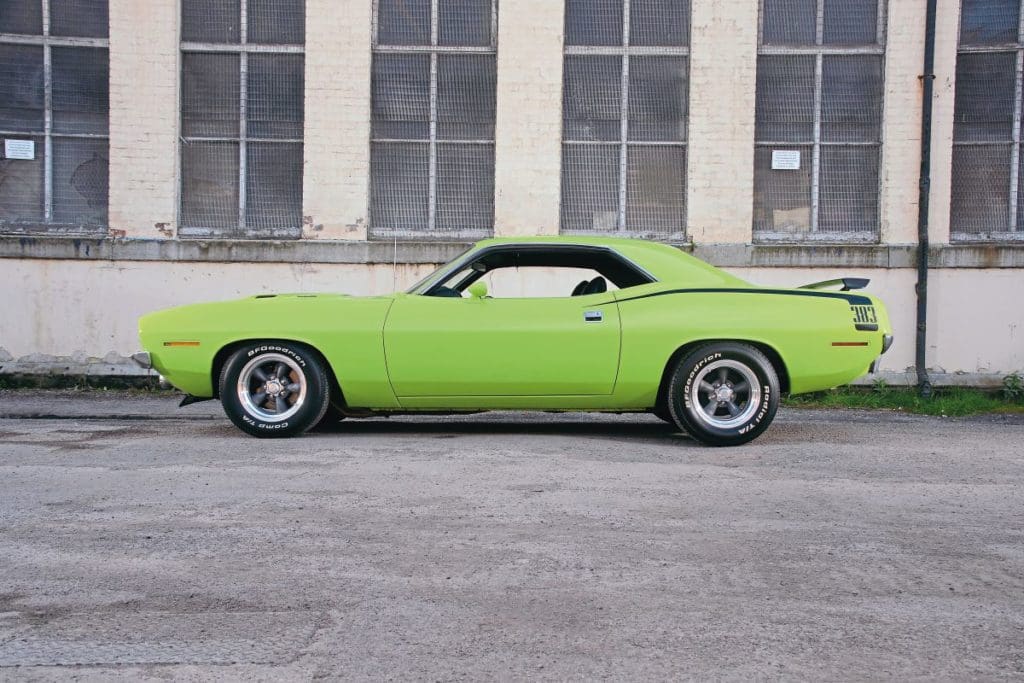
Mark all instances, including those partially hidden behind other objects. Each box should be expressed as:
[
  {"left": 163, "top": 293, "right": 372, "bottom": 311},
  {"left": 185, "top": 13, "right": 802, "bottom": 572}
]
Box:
[{"left": 798, "top": 277, "right": 870, "bottom": 292}]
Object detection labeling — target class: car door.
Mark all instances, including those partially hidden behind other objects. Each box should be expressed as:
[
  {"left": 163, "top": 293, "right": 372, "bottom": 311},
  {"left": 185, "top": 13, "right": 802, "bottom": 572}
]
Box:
[{"left": 383, "top": 292, "right": 621, "bottom": 397}]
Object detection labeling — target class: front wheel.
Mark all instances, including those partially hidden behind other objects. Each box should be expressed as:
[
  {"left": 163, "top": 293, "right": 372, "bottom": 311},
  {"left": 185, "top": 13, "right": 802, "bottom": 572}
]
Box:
[
  {"left": 219, "top": 341, "right": 331, "bottom": 438},
  {"left": 666, "top": 342, "right": 780, "bottom": 446}
]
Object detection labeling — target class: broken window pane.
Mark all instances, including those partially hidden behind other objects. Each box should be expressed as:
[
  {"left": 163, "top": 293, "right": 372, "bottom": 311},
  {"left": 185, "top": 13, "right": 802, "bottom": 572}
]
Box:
[
  {"left": 370, "top": 142, "right": 429, "bottom": 232},
  {"left": 52, "top": 137, "right": 108, "bottom": 226},
  {"left": 755, "top": 55, "right": 815, "bottom": 142},
  {"left": 628, "top": 56, "right": 688, "bottom": 142},
  {"left": 953, "top": 52, "right": 1016, "bottom": 142},
  {"left": 959, "top": 0, "right": 1019, "bottom": 46},
  {"left": 181, "top": 0, "right": 240, "bottom": 43},
  {"left": 181, "top": 52, "right": 240, "bottom": 138},
  {"left": 823, "top": 0, "right": 878, "bottom": 45},
  {"left": 950, "top": 144, "right": 1011, "bottom": 234},
  {"left": 247, "top": 53, "right": 304, "bottom": 139},
  {"left": 821, "top": 55, "right": 883, "bottom": 142},
  {"left": 0, "top": 0, "right": 42, "bottom": 34},
  {"left": 377, "top": 0, "right": 430, "bottom": 46},
  {"left": 561, "top": 144, "right": 621, "bottom": 232},
  {"left": 563, "top": 55, "right": 622, "bottom": 142},
  {"left": 565, "top": 0, "right": 623, "bottom": 46},
  {"left": 0, "top": 45, "right": 44, "bottom": 133},
  {"left": 436, "top": 143, "right": 494, "bottom": 233},
  {"left": 246, "top": 142, "right": 302, "bottom": 234},
  {"left": 371, "top": 53, "right": 430, "bottom": 140},
  {"left": 437, "top": 54, "right": 496, "bottom": 140},
  {"left": 439, "top": 0, "right": 492, "bottom": 47},
  {"left": 752, "top": 145, "right": 812, "bottom": 234},
  {"left": 50, "top": 0, "right": 109, "bottom": 38},
  {"left": 626, "top": 146, "right": 685, "bottom": 234},
  {"left": 180, "top": 141, "right": 240, "bottom": 231},
  {"left": 630, "top": 0, "right": 690, "bottom": 47},
  {"left": 762, "top": 0, "right": 815, "bottom": 45},
  {"left": 248, "top": 0, "right": 304, "bottom": 44},
  {"left": 0, "top": 135, "right": 44, "bottom": 224},
  {"left": 51, "top": 46, "right": 109, "bottom": 136},
  {"left": 819, "top": 145, "right": 878, "bottom": 232}
]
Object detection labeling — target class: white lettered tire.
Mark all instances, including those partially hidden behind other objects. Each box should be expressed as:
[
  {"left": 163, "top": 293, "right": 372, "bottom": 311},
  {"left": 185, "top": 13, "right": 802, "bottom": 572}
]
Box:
[
  {"left": 667, "top": 342, "right": 780, "bottom": 446},
  {"left": 219, "top": 341, "right": 331, "bottom": 438}
]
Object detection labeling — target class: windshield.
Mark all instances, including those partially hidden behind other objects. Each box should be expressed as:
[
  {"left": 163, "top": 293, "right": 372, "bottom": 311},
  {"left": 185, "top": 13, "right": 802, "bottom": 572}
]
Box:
[{"left": 404, "top": 246, "right": 474, "bottom": 294}]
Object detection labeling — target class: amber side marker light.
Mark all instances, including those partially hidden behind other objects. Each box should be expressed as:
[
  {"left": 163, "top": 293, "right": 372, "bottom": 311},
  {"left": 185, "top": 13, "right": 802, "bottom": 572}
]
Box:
[
  {"left": 163, "top": 341, "right": 201, "bottom": 347},
  {"left": 831, "top": 341, "right": 870, "bottom": 347}
]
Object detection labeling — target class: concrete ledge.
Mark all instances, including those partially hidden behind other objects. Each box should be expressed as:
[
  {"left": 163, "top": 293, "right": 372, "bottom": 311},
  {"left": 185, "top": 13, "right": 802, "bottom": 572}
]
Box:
[
  {"left": 2, "top": 235, "right": 1024, "bottom": 268},
  {"left": 0, "top": 236, "right": 471, "bottom": 265}
]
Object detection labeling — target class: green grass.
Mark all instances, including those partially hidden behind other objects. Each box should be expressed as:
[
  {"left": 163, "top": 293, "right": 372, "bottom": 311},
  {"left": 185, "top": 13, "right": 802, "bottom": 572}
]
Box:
[{"left": 785, "top": 386, "right": 1024, "bottom": 416}]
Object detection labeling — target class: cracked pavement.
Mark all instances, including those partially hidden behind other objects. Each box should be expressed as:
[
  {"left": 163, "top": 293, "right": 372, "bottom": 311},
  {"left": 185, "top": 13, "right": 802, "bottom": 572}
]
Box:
[{"left": 0, "top": 390, "right": 1022, "bottom": 679}]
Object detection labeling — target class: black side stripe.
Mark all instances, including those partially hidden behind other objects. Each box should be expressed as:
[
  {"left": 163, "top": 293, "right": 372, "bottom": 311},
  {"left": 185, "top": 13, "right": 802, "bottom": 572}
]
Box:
[{"left": 605, "top": 287, "right": 874, "bottom": 307}]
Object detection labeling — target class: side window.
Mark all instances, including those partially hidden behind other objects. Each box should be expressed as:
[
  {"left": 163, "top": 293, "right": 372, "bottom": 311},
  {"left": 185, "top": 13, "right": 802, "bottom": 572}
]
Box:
[{"left": 481, "top": 267, "right": 616, "bottom": 298}]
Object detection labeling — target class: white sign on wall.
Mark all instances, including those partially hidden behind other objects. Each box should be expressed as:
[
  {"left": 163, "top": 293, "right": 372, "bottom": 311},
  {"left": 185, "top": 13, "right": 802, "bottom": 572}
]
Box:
[
  {"left": 4, "top": 139, "right": 35, "bottom": 160},
  {"left": 771, "top": 149, "right": 800, "bottom": 170}
]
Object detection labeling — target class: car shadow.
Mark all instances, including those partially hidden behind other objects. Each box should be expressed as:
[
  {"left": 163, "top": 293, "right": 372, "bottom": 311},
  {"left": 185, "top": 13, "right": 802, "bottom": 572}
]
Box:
[{"left": 310, "top": 415, "right": 690, "bottom": 445}]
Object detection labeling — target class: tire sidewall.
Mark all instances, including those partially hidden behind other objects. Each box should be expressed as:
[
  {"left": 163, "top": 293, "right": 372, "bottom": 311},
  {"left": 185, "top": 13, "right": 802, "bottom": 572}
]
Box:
[
  {"left": 668, "top": 343, "right": 780, "bottom": 446},
  {"left": 219, "top": 341, "right": 330, "bottom": 438}
]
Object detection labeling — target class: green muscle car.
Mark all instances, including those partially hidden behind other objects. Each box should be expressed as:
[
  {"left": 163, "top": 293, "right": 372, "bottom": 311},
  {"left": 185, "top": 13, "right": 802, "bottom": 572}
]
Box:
[{"left": 134, "top": 236, "right": 893, "bottom": 446}]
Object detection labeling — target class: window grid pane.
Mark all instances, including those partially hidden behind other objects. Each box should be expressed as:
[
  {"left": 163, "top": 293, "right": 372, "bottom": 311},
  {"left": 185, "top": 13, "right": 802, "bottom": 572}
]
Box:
[
  {"left": 561, "top": 0, "right": 689, "bottom": 238},
  {"left": 0, "top": 135, "right": 45, "bottom": 224},
  {"left": 753, "top": 145, "right": 812, "bottom": 234},
  {"left": 0, "top": 0, "right": 43, "bottom": 35},
  {"left": 951, "top": 144, "right": 1012, "bottom": 235},
  {"left": 369, "top": 0, "right": 497, "bottom": 238},
  {"left": 560, "top": 144, "right": 621, "bottom": 232},
  {"left": 180, "top": 0, "right": 305, "bottom": 239},
  {"left": 0, "top": 3, "right": 109, "bottom": 233},
  {"left": 959, "top": 0, "right": 1019, "bottom": 47},
  {"left": 754, "top": 0, "right": 884, "bottom": 240},
  {"left": 951, "top": 2, "right": 1024, "bottom": 239},
  {"left": 370, "top": 142, "right": 430, "bottom": 232}
]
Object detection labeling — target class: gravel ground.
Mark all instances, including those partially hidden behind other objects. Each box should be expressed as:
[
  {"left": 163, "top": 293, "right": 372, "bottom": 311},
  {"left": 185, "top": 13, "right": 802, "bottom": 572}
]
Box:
[{"left": 0, "top": 390, "right": 1022, "bottom": 680}]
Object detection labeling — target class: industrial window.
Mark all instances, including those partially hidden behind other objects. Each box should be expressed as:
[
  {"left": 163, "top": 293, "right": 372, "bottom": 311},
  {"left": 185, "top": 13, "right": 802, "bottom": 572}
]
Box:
[
  {"left": 753, "top": 0, "right": 885, "bottom": 240},
  {"left": 0, "top": 0, "right": 109, "bottom": 233},
  {"left": 560, "top": 0, "right": 690, "bottom": 239},
  {"left": 369, "top": 0, "right": 498, "bottom": 239},
  {"left": 180, "top": 0, "right": 305, "bottom": 239},
  {"left": 950, "top": 0, "right": 1024, "bottom": 240}
]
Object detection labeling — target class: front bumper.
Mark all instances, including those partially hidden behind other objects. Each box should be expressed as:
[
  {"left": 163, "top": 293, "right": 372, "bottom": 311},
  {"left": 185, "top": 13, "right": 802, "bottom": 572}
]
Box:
[{"left": 131, "top": 351, "right": 152, "bottom": 369}]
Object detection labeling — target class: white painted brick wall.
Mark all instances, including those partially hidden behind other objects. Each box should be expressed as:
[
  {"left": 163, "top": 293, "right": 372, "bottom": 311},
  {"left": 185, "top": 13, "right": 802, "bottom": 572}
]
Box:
[
  {"left": 685, "top": 0, "right": 760, "bottom": 244},
  {"left": 302, "top": 0, "right": 373, "bottom": 240},
  {"left": 493, "top": 0, "right": 565, "bottom": 236},
  {"left": 107, "top": 0, "right": 179, "bottom": 238}
]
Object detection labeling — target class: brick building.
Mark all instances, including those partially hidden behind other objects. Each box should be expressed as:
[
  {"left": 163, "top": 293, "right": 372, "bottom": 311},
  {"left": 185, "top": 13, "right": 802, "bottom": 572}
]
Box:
[{"left": 1, "top": 0, "right": 1022, "bottom": 385}]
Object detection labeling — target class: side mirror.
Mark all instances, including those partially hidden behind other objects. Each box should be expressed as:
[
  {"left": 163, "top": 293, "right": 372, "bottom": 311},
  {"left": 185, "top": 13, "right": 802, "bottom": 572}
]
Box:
[{"left": 467, "top": 280, "right": 488, "bottom": 299}]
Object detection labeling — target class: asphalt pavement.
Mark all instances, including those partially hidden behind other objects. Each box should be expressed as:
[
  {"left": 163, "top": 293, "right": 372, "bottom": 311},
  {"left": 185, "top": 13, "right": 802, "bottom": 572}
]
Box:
[{"left": 0, "top": 390, "right": 1022, "bottom": 680}]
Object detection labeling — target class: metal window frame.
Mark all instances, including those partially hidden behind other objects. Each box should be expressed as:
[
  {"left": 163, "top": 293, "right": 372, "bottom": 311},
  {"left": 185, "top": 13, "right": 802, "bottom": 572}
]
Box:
[
  {"left": 0, "top": 0, "right": 109, "bottom": 234},
  {"left": 561, "top": 0, "right": 690, "bottom": 238},
  {"left": 179, "top": 0, "right": 305, "bottom": 239},
  {"left": 950, "top": 0, "right": 1024, "bottom": 241},
  {"left": 754, "top": 0, "right": 886, "bottom": 242},
  {"left": 368, "top": 0, "right": 499, "bottom": 240}
]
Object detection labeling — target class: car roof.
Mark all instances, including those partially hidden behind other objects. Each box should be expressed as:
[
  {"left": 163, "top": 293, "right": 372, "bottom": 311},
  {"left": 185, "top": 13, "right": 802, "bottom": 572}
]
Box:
[{"left": 471, "top": 236, "right": 747, "bottom": 287}]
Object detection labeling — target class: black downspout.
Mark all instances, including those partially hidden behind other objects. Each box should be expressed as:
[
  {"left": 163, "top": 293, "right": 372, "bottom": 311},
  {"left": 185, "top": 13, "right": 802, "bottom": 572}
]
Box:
[{"left": 916, "top": 0, "right": 938, "bottom": 398}]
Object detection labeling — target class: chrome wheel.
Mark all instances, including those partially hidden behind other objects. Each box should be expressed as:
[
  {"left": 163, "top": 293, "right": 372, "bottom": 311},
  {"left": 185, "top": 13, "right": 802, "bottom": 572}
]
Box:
[
  {"left": 236, "top": 352, "right": 307, "bottom": 423},
  {"left": 687, "top": 359, "right": 761, "bottom": 430}
]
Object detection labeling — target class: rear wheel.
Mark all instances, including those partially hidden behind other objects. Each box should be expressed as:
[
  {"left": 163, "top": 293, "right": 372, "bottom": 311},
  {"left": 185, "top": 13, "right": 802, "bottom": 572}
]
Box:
[
  {"left": 219, "top": 341, "right": 330, "bottom": 438},
  {"left": 666, "top": 342, "right": 780, "bottom": 446}
]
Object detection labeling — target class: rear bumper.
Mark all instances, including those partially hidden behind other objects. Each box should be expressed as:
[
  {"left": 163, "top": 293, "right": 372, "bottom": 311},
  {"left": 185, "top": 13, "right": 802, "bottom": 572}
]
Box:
[{"left": 870, "top": 334, "right": 894, "bottom": 373}]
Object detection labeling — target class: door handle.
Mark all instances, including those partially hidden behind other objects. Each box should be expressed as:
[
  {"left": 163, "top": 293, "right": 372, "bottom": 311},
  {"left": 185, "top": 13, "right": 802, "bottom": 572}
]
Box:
[{"left": 584, "top": 310, "right": 603, "bottom": 322}]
